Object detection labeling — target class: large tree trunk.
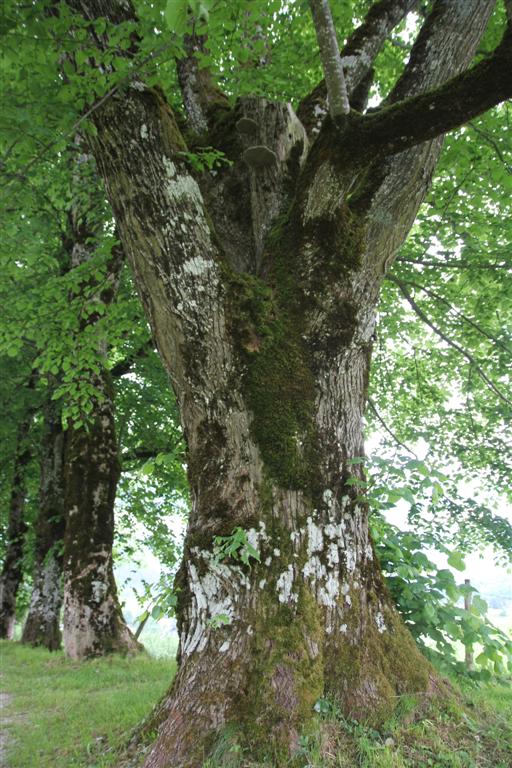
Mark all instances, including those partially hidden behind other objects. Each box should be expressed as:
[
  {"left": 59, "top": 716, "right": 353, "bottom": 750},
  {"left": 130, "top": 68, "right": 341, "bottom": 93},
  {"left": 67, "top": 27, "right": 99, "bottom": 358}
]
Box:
[
  {"left": 63, "top": 0, "right": 506, "bottom": 763},
  {"left": 22, "top": 403, "right": 66, "bottom": 651},
  {"left": 62, "top": 368, "right": 141, "bottom": 659},
  {"left": 0, "top": 414, "right": 33, "bottom": 639}
]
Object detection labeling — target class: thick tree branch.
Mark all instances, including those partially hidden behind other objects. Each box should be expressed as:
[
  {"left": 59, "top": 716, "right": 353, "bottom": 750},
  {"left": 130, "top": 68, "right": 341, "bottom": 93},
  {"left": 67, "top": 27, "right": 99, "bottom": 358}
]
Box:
[
  {"left": 343, "top": 25, "right": 512, "bottom": 160},
  {"left": 308, "top": 0, "right": 350, "bottom": 119},
  {"left": 176, "top": 31, "right": 229, "bottom": 134},
  {"left": 389, "top": 275, "right": 512, "bottom": 407},
  {"left": 298, "top": 0, "right": 418, "bottom": 135},
  {"left": 350, "top": 0, "right": 495, "bottom": 278}
]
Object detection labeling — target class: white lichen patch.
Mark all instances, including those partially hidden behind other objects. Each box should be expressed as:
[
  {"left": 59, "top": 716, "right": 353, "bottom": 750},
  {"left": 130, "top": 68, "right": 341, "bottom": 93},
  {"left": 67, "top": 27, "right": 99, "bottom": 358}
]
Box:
[
  {"left": 246, "top": 524, "right": 269, "bottom": 554},
  {"left": 219, "top": 641, "right": 230, "bottom": 653},
  {"left": 180, "top": 550, "right": 252, "bottom": 659},
  {"left": 314, "top": 103, "right": 328, "bottom": 118},
  {"left": 140, "top": 124, "right": 148, "bottom": 139},
  {"left": 162, "top": 158, "right": 204, "bottom": 211},
  {"left": 302, "top": 555, "right": 325, "bottom": 582},
  {"left": 345, "top": 547, "right": 357, "bottom": 572},
  {"left": 319, "top": 572, "right": 339, "bottom": 607},
  {"left": 181, "top": 255, "right": 212, "bottom": 277},
  {"left": 327, "top": 543, "right": 339, "bottom": 567},
  {"left": 92, "top": 486, "right": 103, "bottom": 509},
  {"left": 306, "top": 516, "right": 324, "bottom": 556},
  {"left": 375, "top": 611, "right": 386, "bottom": 634},
  {"left": 277, "top": 565, "right": 296, "bottom": 604},
  {"left": 91, "top": 579, "right": 107, "bottom": 603},
  {"left": 325, "top": 522, "right": 344, "bottom": 540}
]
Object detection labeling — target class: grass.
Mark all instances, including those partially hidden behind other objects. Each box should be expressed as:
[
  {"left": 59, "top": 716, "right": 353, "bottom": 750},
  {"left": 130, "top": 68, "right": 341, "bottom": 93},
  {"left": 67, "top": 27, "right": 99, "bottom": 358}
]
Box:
[
  {"left": 1, "top": 641, "right": 511, "bottom": 768},
  {"left": 0, "top": 641, "right": 175, "bottom": 768},
  {"left": 135, "top": 622, "right": 179, "bottom": 659}
]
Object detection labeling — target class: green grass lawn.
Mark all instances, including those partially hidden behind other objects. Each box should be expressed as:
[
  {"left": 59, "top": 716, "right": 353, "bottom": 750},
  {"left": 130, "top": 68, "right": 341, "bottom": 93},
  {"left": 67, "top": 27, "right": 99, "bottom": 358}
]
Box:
[
  {"left": 1, "top": 640, "right": 511, "bottom": 768},
  {"left": 0, "top": 641, "right": 175, "bottom": 768}
]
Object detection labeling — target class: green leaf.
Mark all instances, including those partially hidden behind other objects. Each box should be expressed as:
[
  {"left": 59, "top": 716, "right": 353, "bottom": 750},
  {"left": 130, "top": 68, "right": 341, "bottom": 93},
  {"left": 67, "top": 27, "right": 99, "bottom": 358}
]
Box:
[
  {"left": 164, "top": 0, "right": 188, "bottom": 34},
  {"left": 447, "top": 551, "right": 466, "bottom": 571}
]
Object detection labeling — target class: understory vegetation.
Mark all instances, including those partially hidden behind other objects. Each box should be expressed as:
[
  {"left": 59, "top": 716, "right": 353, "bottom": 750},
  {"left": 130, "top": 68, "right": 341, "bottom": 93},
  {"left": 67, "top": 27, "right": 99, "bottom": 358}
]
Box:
[{"left": 1, "top": 641, "right": 511, "bottom": 768}]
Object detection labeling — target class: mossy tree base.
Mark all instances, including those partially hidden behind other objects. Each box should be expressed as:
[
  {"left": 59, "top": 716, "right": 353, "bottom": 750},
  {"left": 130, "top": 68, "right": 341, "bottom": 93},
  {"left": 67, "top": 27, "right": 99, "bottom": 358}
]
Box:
[{"left": 141, "top": 482, "right": 432, "bottom": 768}]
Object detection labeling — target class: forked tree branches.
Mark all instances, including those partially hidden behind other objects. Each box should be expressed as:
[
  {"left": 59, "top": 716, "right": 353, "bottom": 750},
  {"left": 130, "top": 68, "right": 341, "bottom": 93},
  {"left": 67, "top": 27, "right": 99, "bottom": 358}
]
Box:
[
  {"left": 341, "top": 24, "right": 511, "bottom": 160},
  {"left": 298, "top": 0, "right": 419, "bottom": 134}
]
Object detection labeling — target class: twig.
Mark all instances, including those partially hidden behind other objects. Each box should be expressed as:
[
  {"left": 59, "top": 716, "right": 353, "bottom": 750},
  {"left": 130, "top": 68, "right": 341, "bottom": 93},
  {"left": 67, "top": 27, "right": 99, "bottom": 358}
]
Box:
[
  {"left": 389, "top": 275, "right": 512, "bottom": 407},
  {"left": 367, "top": 398, "right": 418, "bottom": 457}
]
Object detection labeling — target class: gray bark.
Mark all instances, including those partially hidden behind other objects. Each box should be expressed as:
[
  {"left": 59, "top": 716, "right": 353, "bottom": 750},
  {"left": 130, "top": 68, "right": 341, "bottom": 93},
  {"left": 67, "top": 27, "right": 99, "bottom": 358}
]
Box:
[
  {"left": 22, "top": 403, "right": 65, "bottom": 651},
  {"left": 308, "top": 0, "right": 350, "bottom": 118},
  {"left": 63, "top": 368, "right": 140, "bottom": 659}
]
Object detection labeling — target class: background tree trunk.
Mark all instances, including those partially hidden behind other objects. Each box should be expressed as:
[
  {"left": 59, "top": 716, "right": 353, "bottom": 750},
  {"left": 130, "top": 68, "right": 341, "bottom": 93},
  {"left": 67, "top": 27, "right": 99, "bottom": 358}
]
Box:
[
  {"left": 57, "top": 140, "right": 140, "bottom": 659},
  {"left": 0, "top": 415, "right": 33, "bottom": 639},
  {"left": 62, "top": 369, "right": 140, "bottom": 659},
  {"left": 22, "top": 402, "right": 65, "bottom": 651}
]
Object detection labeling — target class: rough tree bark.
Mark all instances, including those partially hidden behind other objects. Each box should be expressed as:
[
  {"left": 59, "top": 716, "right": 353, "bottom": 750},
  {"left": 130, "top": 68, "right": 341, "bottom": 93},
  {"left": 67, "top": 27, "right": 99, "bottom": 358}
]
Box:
[
  {"left": 64, "top": 0, "right": 511, "bottom": 763},
  {"left": 60, "top": 147, "right": 140, "bottom": 659},
  {"left": 0, "top": 398, "right": 34, "bottom": 639},
  {"left": 62, "top": 366, "right": 140, "bottom": 658},
  {"left": 22, "top": 401, "right": 66, "bottom": 651}
]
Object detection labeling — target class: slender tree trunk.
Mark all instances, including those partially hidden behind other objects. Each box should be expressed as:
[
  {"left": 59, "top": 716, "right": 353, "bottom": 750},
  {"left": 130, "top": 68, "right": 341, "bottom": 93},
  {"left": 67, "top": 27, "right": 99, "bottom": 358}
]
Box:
[
  {"left": 22, "top": 403, "right": 66, "bottom": 650},
  {"left": 0, "top": 416, "right": 32, "bottom": 639},
  {"left": 63, "top": 0, "right": 506, "bottom": 763},
  {"left": 62, "top": 368, "right": 141, "bottom": 659}
]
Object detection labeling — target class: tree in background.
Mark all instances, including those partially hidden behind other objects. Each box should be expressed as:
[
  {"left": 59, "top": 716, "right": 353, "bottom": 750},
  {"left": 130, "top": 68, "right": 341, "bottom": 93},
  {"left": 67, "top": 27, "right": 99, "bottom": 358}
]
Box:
[
  {"left": 21, "top": 397, "right": 66, "bottom": 650},
  {"left": 1, "top": 0, "right": 511, "bottom": 765},
  {"left": 0, "top": 370, "right": 37, "bottom": 638},
  {"left": 0, "top": 126, "right": 166, "bottom": 655}
]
